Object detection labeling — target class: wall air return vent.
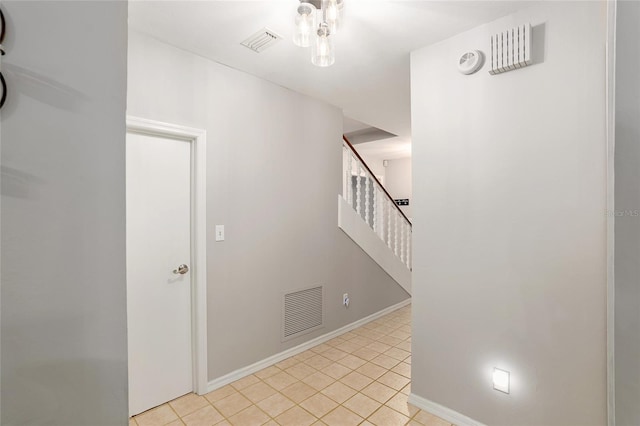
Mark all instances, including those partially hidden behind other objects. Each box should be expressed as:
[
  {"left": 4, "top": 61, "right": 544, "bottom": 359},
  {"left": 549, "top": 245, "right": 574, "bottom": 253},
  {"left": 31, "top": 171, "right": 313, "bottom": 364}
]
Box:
[
  {"left": 489, "top": 23, "right": 532, "bottom": 75},
  {"left": 283, "top": 285, "right": 324, "bottom": 341},
  {"left": 241, "top": 28, "right": 282, "bottom": 53}
]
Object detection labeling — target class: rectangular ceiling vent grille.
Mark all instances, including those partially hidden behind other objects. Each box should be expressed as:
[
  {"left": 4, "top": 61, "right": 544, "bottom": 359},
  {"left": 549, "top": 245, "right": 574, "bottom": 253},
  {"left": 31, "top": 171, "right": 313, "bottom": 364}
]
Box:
[
  {"left": 283, "top": 286, "right": 324, "bottom": 341},
  {"left": 489, "top": 23, "right": 532, "bottom": 75},
  {"left": 241, "top": 28, "right": 282, "bottom": 53}
]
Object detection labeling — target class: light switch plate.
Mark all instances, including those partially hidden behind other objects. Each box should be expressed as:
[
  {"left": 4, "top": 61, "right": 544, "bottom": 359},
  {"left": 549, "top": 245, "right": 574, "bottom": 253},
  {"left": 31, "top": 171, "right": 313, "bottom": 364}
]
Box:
[{"left": 215, "top": 225, "right": 225, "bottom": 242}]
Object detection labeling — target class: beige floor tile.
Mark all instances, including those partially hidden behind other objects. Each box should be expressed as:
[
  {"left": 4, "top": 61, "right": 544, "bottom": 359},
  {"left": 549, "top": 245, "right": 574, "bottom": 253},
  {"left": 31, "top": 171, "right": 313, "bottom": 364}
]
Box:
[
  {"left": 391, "top": 362, "right": 411, "bottom": 378},
  {"left": 322, "top": 362, "right": 351, "bottom": 380},
  {"left": 325, "top": 337, "right": 347, "bottom": 347},
  {"left": 294, "top": 351, "right": 317, "bottom": 362},
  {"left": 377, "top": 371, "right": 411, "bottom": 391},
  {"left": 275, "top": 357, "right": 300, "bottom": 370},
  {"left": 384, "top": 347, "right": 411, "bottom": 361},
  {"left": 343, "top": 393, "right": 382, "bottom": 418},
  {"left": 311, "top": 421, "right": 328, "bottom": 426},
  {"left": 135, "top": 404, "right": 179, "bottom": 426},
  {"left": 321, "top": 347, "right": 349, "bottom": 362},
  {"left": 385, "top": 392, "right": 419, "bottom": 418},
  {"left": 205, "top": 385, "right": 236, "bottom": 403},
  {"left": 370, "top": 354, "right": 401, "bottom": 370},
  {"left": 339, "top": 371, "right": 374, "bottom": 391},
  {"left": 366, "top": 342, "right": 392, "bottom": 354},
  {"left": 129, "top": 418, "right": 138, "bottom": 426},
  {"left": 360, "top": 381, "right": 397, "bottom": 404},
  {"left": 181, "top": 405, "right": 224, "bottom": 426},
  {"left": 378, "top": 335, "right": 404, "bottom": 347},
  {"left": 349, "top": 336, "right": 373, "bottom": 347},
  {"left": 214, "top": 421, "right": 231, "bottom": 426},
  {"left": 263, "top": 371, "right": 298, "bottom": 391},
  {"left": 212, "top": 392, "right": 252, "bottom": 418},
  {"left": 275, "top": 406, "right": 317, "bottom": 426},
  {"left": 311, "top": 343, "right": 332, "bottom": 353},
  {"left": 169, "top": 393, "right": 210, "bottom": 417},
  {"left": 400, "top": 383, "right": 411, "bottom": 395},
  {"left": 413, "top": 410, "right": 452, "bottom": 426},
  {"left": 305, "top": 355, "right": 334, "bottom": 370},
  {"left": 256, "top": 393, "right": 295, "bottom": 418},
  {"left": 263, "top": 421, "right": 279, "bottom": 426},
  {"left": 166, "top": 420, "right": 185, "bottom": 426},
  {"left": 286, "top": 362, "right": 317, "bottom": 380},
  {"left": 321, "top": 406, "right": 363, "bottom": 426},
  {"left": 351, "top": 347, "right": 380, "bottom": 361},
  {"left": 300, "top": 393, "right": 339, "bottom": 418},
  {"left": 320, "top": 382, "right": 358, "bottom": 404},
  {"left": 337, "top": 354, "right": 367, "bottom": 370},
  {"left": 390, "top": 330, "right": 411, "bottom": 341},
  {"left": 241, "top": 381, "right": 278, "bottom": 403},
  {"left": 254, "top": 365, "right": 281, "bottom": 380},
  {"left": 280, "top": 381, "right": 317, "bottom": 403},
  {"left": 356, "top": 362, "right": 388, "bottom": 380},
  {"left": 227, "top": 405, "right": 271, "bottom": 426},
  {"left": 405, "top": 356, "right": 412, "bottom": 365},
  {"left": 231, "top": 374, "right": 261, "bottom": 391},
  {"left": 335, "top": 341, "right": 361, "bottom": 353},
  {"left": 368, "top": 405, "right": 409, "bottom": 426},
  {"left": 303, "top": 371, "right": 335, "bottom": 391},
  {"left": 360, "top": 421, "right": 375, "bottom": 426}
]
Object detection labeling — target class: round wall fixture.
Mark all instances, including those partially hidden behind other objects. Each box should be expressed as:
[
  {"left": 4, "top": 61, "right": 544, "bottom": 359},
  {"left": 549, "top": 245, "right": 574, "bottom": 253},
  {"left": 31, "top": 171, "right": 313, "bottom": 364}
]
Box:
[{"left": 457, "top": 50, "right": 483, "bottom": 75}]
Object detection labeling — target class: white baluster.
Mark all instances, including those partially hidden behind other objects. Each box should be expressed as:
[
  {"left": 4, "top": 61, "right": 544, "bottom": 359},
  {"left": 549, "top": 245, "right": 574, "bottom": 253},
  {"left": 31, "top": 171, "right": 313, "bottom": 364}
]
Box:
[
  {"left": 365, "top": 175, "right": 371, "bottom": 226},
  {"left": 394, "top": 209, "right": 399, "bottom": 257},
  {"left": 345, "top": 151, "right": 353, "bottom": 206},
  {"left": 372, "top": 185, "right": 378, "bottom": 233},
  {"left": 387, "top": 200, "right": 392, "bottom": 249},
  {"left": 408, "top": 225, "right": 411, "bottom": 267},
  {"left": 355, "top": 164, "right": 362, "bottom": 216}
]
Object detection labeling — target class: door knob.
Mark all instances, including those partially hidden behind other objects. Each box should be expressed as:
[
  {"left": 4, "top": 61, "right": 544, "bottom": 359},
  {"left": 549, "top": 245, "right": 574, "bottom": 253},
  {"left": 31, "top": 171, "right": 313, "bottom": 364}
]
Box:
[{"left": 172, "top": 264, "right": 189, "bottom": 275}]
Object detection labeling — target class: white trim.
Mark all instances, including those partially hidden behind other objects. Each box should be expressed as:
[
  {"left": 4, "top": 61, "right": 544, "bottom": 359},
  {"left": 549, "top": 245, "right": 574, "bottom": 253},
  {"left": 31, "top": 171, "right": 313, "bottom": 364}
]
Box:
[
  {"left": 408, "top": 393, "right": 487, "bottom": 426},
  {"left": 207, "top": 299, "right": 411, "bottom": 392},
  {"left": 605, "top": 1, "right": 617, "bottom": 424},
  {"left": 126, "top": 116, "right": 209, "bottom": 396}
]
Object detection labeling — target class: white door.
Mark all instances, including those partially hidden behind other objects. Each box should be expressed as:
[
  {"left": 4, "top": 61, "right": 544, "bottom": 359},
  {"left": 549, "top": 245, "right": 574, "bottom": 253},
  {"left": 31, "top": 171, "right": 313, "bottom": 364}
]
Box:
[{"left": 126, "top": 131, "right": 193, "bottom": 416}]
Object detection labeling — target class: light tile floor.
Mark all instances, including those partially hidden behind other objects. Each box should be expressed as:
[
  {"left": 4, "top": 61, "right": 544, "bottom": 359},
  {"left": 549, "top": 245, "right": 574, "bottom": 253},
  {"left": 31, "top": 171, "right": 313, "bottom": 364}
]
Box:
[{"left": 130, "top": 305, "right": 453, "bottom": 426}]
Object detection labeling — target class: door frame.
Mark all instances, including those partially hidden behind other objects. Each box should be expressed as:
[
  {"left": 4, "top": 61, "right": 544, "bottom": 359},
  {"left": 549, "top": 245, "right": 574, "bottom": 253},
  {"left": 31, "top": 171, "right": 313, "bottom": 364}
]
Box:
[{"left": 126, "top": 116, "right": 208, "bottom": 395}]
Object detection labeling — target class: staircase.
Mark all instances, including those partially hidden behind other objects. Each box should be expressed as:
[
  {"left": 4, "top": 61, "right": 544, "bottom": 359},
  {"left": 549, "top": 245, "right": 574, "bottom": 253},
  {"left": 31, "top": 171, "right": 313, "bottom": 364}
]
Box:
[{"left": 339, "top": 136, "right": 412, "bottom": 294}]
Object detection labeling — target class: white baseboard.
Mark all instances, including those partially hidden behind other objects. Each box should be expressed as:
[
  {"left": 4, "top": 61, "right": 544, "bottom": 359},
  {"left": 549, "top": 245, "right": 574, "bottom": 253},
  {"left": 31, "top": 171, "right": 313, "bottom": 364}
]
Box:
[
  {"left": 206, "top": 299, "right": 411, "bottom": 393},
  {"left": 408, "top": 393, "right": 487, "bottom": 426}
]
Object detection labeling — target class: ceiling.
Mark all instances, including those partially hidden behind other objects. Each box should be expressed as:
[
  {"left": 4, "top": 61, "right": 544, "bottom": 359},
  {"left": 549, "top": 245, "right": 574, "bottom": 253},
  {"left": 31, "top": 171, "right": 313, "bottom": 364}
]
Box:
[{"left": 129, "top": 0, "right": 530, "bottom": 159}]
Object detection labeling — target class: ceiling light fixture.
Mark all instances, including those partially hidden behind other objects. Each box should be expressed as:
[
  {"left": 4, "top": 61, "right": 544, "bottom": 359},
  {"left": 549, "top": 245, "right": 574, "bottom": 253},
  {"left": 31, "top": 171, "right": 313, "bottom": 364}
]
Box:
[{"left": 294, "top": 0, "right": 344, "bottom": 67}]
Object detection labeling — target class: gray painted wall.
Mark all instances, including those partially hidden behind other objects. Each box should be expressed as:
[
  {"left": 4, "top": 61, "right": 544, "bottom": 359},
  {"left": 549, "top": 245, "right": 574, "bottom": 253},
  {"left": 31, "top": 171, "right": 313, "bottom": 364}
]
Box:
[
  {"left": 410, "top": 2, "right": 607, "bottom": 425},
  {"left": 127, "top": 31, "right": 410, "bottom": 381},
  {"left": 1, "top": 1, "right": 128, "bottom": 424},
  {"left": 614, "top": 1, "right": 640, "bottom": 424},
  {"left": 384, "top": 158, "right": 412, "bottom": 219}
]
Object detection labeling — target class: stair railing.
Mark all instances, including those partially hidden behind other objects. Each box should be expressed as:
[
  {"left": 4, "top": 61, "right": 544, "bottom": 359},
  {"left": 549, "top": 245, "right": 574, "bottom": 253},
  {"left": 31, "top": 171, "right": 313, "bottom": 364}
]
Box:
[{"left": 342, "top": 136, "right": 412, "bottom": 270}]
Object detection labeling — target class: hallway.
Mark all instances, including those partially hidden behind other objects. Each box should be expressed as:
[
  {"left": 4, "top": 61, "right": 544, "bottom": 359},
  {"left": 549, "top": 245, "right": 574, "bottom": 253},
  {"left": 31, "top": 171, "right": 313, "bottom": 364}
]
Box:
[{"left": 130, "top": 305, "right": 451, "bottom": 426}]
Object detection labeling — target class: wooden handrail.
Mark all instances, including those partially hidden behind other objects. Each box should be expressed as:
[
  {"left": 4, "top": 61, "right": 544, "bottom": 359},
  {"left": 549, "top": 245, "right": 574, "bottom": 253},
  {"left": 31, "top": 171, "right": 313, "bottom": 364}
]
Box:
[{"left": 343, "top": 135, "right": 412, "bottom": 226}]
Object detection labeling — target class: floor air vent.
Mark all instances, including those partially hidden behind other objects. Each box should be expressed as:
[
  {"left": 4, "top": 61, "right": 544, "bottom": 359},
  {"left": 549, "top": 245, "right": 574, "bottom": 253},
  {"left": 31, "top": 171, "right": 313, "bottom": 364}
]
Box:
[{"left": 283, "top": 286, "right": 324, "bottom": 341}]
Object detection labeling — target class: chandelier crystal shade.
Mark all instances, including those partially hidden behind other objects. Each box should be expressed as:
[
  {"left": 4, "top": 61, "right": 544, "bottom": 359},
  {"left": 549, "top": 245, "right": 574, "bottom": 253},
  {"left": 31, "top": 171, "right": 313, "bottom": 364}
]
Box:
[{"left": 293, "top": 0, "right": 344, "bottom": 67}]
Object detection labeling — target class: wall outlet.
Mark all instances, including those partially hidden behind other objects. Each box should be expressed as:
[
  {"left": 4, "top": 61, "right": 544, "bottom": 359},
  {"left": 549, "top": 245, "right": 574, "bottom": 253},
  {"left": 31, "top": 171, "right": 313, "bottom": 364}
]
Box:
[{"left": 343, "top": 293, "right": 350, "bottom": 308}]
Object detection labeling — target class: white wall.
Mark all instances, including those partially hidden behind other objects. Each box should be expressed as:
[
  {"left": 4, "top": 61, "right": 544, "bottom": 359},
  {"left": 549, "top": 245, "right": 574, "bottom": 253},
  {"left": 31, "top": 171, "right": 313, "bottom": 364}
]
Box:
[
  {"left": 127, "top": 31, "right": 410, "bottom": 382},
  {"left": 384, "top": 157, "right": 412, "bottom": 219},
  {"left": 410, "top": 2, "right": 607, "bottom": 425},
  {"left": 1, "top": 2, "right": 128, "bottom": 424},
  {"left": 614, "top": 1, "right": 640, "bottom": 424}
]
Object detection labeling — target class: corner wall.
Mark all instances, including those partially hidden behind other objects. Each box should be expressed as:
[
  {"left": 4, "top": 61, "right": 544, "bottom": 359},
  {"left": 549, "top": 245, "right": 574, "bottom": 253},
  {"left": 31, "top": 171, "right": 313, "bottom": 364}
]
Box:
[
  {"left": 127, "top": 31, "right": 410, "bottom": 382},
  {"left": 1, "top": 1, "right": 129, "bottom": 424},
  {"left": 410, "top": 2, "right": 607, "bottom": 424},
  {"left": 614, "top": 1, "right": 640, "bottom": 424}
]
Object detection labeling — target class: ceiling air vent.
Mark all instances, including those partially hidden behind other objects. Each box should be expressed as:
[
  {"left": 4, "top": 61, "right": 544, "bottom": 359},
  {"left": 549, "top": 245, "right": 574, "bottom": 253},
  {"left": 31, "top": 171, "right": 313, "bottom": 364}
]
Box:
[{"left": 241, "top": 28, "right": 282, "bottom": 53}]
